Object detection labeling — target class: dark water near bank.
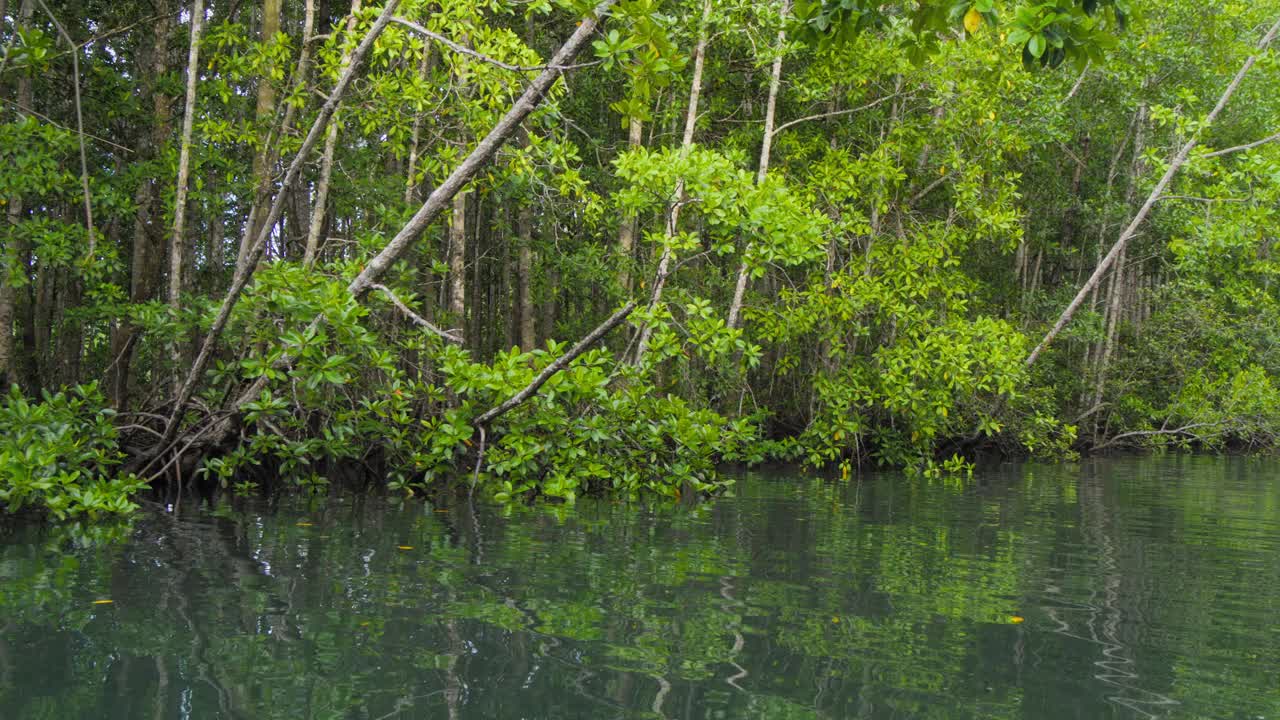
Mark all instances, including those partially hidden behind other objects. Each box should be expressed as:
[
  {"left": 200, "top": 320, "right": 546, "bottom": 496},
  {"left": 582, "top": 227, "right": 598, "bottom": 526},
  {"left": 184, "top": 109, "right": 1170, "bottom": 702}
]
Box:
[{"left": 2, "top": 458, "right": 1279, "bottom": 719}]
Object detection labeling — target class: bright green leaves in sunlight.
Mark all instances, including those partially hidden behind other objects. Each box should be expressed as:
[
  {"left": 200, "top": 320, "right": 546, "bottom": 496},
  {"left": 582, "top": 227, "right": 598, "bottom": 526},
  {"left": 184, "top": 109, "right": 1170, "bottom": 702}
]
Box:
[{"left": 793, "top": 0, "right": 1127, "bottom": 69}]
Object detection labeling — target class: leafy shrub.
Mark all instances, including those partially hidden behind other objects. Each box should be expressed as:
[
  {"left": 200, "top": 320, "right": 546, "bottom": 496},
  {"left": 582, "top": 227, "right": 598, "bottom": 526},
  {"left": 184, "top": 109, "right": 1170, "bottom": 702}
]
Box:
[{"left": 0, "top": 384, "right": 145, "bottom": 519}]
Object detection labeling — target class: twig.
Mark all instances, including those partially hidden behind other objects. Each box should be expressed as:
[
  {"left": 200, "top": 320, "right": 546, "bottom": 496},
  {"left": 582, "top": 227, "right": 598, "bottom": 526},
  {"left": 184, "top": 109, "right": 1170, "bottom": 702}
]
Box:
[
  {"left": 1091, "top": 422, "right": 1218, "bottom": 452},
  {"left": 1058, "top": 60, "right": 1090, "bottom": 106},
  {"left": 770, "top": 92, "right": 902, "bottom": 137},
  {"left": 909, "top": 172, "right": 952, "bottom": 204},
  {"left": 1158, "top": 194, "right": 1247, "bottom": 204},
  {"left": 474, "top": 301, "right": 636, "bottom": 426},
  {"left": 370, "top": 283, "right": 462, "bottom": 343},
  {"left": 1203, "top": 131, "right": 1280, "bottom": 158},
  {"left": 390, "top": 16, "right": 603, "bottom": 72},
  {"left": 35, "top": 0, "right": 95, "bottom": 256},
  {"left": 0, "top": 99, "right": 133, "bottom": 153}
]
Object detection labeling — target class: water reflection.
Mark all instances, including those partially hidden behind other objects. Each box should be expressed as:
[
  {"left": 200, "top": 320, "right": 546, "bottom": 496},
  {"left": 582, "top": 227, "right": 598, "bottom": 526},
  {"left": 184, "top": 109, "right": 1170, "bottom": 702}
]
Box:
[{"left": 1, "top": 456, "right": 1278, "bottom": 719}]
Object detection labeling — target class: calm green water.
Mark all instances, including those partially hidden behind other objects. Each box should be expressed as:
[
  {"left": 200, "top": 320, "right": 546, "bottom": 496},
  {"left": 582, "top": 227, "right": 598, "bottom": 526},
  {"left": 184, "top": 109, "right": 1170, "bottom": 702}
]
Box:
[{"left": 2, "top": 457, "right": 1279, "bottom": 720}]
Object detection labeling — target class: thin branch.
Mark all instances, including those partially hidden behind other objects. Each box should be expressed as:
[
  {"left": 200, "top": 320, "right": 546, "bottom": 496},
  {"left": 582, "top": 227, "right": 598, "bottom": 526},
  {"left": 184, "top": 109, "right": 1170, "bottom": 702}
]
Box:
[
  {"left": 0, "top": 99, "right": 133, "bottom": 153},
  {"left": 770, "top": 92, "right": 902, "bottom": 138},
  {"left": 390, "top": 16, "right": 602, "bottom": 72},
  {"left": 1158, "top": 194, "right": 1248, "bottom": 204},
  {"left": 909, "top": 172, "right": 952, "bottom": 205},
  {"left": 474, "top": 301, "right": 636, "bottom": 426},
  {"left": 1203, "top": 131, "right": 1280, "bottom": 158},
  {"left": 1091, "top": 422, "right": 1219, "bottom": 452},
  {"left": 1058, "top": 60, "right": 1090, "bottom": 106},
  {"left": 370, "top": 283, "right": 462, "bottom": 343},
  {"left": 35, "top": 0, "right": 95, "bottom": 256}
]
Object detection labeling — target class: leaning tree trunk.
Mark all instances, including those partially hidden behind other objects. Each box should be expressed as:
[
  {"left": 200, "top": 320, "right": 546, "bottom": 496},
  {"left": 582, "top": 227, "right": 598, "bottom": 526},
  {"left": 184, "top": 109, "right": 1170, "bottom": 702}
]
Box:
[
  {"left": 1025, "top": 17, "right": 1280, "bottom": 369},
  {"left": 154, "top": 0, "right": 618, "bottom": 456}
]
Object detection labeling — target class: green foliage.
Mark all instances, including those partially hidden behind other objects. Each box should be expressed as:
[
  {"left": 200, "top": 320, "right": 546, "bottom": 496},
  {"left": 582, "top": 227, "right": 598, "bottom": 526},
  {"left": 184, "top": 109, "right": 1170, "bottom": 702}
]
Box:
[
  {"left": 793, "top": 0, "right": 1126, "bottom": 68},
  {"left": 6, "top": 0, "right": 1280, "bottom": 515},
  {"left": 0, "top": 384, "right": 145, "bottom": 519}
]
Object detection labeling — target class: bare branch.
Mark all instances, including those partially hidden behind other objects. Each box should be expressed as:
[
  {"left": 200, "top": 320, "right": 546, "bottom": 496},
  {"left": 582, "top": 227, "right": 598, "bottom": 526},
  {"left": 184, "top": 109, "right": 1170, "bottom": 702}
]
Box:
[
  {"left": 1091, "top": 422, "right": 1219, "bottom": 452},
  {"left": 1058, "top": 60, "right": 1090, "bottom": 106},
  {"left": 1203, "top": 131, "right": 1280, "bottom": 158},
  {"left": 370, "top": 283, "right": 462, "bottom": 343},
  {"left": 474, "top": 301, "right": 636, "bottom": 426},
  {"left": 0, "top": 99, "right": 133, "bottom": 153},
  {"left": 770, "top": 92, "right": 903, "bottom": 138},
  {"left": 1158, "top": 194, "right": 1248, "bottom": 204},
  {"left": 390, "top": 16, "right": 602, "bottom": 72}
]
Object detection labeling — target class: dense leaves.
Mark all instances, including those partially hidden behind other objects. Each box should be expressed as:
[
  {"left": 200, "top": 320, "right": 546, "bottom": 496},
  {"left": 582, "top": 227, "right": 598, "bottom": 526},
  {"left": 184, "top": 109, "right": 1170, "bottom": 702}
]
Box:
[{"left": 2, "top": 0, "right": 1280, "bottom": 514}]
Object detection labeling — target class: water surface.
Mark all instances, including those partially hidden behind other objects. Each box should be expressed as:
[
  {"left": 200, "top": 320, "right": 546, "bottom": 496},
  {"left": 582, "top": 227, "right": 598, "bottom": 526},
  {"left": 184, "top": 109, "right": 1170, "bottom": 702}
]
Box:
[{"left": 2, "top": 457, "right": 1278, "bottom": 719}]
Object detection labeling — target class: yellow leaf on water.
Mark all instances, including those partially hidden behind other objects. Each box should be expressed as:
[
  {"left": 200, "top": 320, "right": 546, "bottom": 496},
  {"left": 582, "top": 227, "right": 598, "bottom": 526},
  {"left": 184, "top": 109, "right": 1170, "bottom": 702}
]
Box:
[
  {"left": 398, "top": 545, "right": 414, "bottom": 550},
  {"left": 963, "top": 7, "right": 982, "bottom": 33},
  {"left": 296, "top": 522, "right": 313, "bottom": 527},
  {"left": 1010, "top": 615, "right": 1025, "bottom": 624},
  {"left": 92, "top": 599, "right": 114, "bottom": 605}
]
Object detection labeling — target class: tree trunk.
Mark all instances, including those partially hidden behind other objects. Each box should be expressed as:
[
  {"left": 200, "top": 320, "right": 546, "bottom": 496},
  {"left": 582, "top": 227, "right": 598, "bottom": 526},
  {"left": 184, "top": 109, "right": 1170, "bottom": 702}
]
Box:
[
  {"left": 1088, "top": 105, "right": 1147, "bottom": 431},
  {"left": 403, "top": 43, "right": 432, "bottom": 205},
  {"left": 304, "top": 0, "right": 361, "bottom": 267},
  {"left": 616, "top": 116, "right": 643, "bottom": 293},
  {"left": 1060, "top": 134, "right": 1091, "bottom": 257},
  {"left": 517, "top": 202, "right": 535, "bottom": 350},
  {"left": 448, "top": 191, "right": 467, "bottom": 343},
  {"left": 169, "top": 0, "right": 204, "bottom": 390},
  {"left": 156, "top": 0, "right": 617, "bottom": 455},
  {"left": 238, "top": 0, "right": 283, "bottom": 269},
  {"left": 630, "top": 0, "right": 712, "bottom": 363},
  {"left": 111, "top": 4, "right": 174, "bottom": 408},
  {"left": 727, "top": 0, "right": 789, "bottom": 331},
  {"left": 0, "top": 0, "right": 34, "bottom": 390},
  {"left": 158, "top": 0, "right": 405, "bottom": 450}
]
